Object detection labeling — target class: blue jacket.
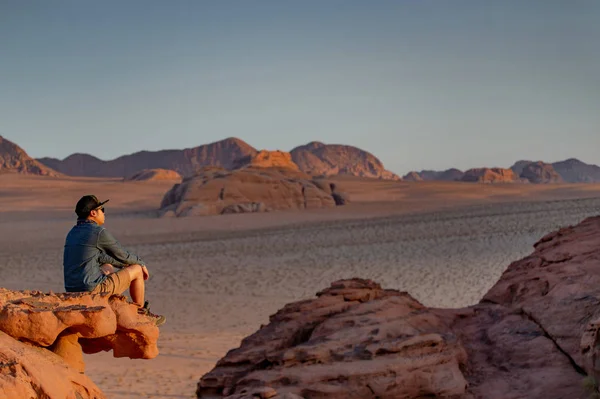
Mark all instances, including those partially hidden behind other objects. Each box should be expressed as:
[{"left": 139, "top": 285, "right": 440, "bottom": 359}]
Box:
[{"left": 63, "top": 220, "right": 145, "bottom": 292}]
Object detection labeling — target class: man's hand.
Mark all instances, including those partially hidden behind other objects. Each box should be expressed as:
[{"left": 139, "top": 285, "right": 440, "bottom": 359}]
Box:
[{"left": 141, "top": 265, "right": 149, "bottom": 280}]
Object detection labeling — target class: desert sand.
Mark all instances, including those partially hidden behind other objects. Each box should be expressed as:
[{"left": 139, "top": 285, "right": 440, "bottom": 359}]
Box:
[{"left": 1, "top": 173, "right": 600, "bottom": 398}]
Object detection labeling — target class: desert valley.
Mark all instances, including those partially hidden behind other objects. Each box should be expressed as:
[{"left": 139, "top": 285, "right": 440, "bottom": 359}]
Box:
[{"left": 1, "top": 135, "right": 600, "bottom": 398}]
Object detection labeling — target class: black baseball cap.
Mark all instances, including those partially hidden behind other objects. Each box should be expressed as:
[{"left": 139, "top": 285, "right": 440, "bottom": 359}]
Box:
[{"left": 75, "top": 195, "right": 109, "bottom": 218}]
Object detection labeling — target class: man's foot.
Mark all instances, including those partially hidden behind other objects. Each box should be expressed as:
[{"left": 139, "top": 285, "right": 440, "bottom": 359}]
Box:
[{"left": 137, "top": 302, "right": 166, "bottom": 326}]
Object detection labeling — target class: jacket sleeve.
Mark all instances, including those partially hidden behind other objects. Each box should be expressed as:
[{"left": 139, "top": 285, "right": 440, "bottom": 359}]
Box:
[
  {"left": 97, "top": 229, "right": 145, "bottom": 266},
  {"left": 97, "top": 251, "right": 126, "bottom": 268}
]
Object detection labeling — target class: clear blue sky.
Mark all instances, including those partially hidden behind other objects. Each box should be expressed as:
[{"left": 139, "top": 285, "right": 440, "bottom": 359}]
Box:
[{"left": 1, "top": 1, "right": 598, "bottom": 174}]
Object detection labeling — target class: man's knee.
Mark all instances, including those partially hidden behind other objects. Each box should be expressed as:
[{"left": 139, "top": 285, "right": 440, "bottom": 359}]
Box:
[{"left": 125, "top": 264, "right": 144, "bottom": 280}]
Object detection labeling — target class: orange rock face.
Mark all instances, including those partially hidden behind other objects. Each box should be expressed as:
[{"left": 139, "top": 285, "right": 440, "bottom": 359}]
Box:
[
  {"left": 232, "top": 150, "right": 300, "bottom": 171},
  {"left": 159, "top": 167, "right": 348, "bottom": 217},
  {"left": 0, "top": 331, "right": 105, "bottom": 399},
  {"left": 198, "top": 216, "right": 600, "bottom": 399},
  {"left": 460, "top": 167, "right": 518, "bottom": 183},
  {"left": 126, "top": 168, "right": 183, "bottom": 181},
  {"left": 0, "top": 289, "right": 160, "bottom": 393},
  {"left": 0, "top": 136, "right": 60, "bottom": 176}
]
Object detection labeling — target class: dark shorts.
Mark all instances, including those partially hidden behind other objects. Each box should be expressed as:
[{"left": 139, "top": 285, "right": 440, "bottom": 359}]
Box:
[{"left": 92, "top": 268, "right": 132, "bottom": 295}]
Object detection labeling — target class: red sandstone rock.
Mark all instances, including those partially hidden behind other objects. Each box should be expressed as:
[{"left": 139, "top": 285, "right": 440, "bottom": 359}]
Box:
[
  {"left": 198, "top": 216, "right": 600, "bottom": 398},
  {"left": 0, "top": 331, "right": 105, "bottom": 399},
  {"left": 0, "top": 290, "right": 159, "bottom": 373},
  {"left": 197, "top": 279, "right": 468, "bottom": 398},
  {"left": 159, "top": 167, "right": 344, "bottom": 217}
]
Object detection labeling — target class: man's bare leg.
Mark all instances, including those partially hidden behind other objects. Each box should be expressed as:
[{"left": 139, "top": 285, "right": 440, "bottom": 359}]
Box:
[{"left": 124, "top": 264, "right": 145, "bottom": 307}]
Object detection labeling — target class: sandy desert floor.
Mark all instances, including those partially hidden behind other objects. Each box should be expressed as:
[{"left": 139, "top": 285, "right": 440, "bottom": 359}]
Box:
[{"left": 1, "top": 173, "right": 600, "bottom": 398}]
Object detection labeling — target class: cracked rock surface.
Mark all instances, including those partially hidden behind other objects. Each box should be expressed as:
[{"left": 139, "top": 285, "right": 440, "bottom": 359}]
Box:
[{"left": 197, "top": 215, "right": 600, "bottom": 399}]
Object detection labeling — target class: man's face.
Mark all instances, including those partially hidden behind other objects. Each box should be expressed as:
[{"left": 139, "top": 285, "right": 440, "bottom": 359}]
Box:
[{"left": 90, "top": 206, "right": 105, "bottom": 225}]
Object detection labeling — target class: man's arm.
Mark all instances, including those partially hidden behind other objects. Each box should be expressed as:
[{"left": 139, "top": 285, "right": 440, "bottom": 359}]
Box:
[
  {"left": 97, "top": 229, "right": 145, "bottom": 266},
  {"left": 97, "top": 251, "right": 126, "bottom": 268}
]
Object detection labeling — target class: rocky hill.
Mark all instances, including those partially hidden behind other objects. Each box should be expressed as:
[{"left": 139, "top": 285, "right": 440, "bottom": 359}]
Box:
[
  {"left": 38, "top": 137, "right": 258, "bottom": 177},
  {"left": 159, "top": 167, "right": 348, "bottom": 217},
  {"left": 460, "top": 167, "right": 518, "bottom": 183},
  {"left": 552, "top": 158, "right": 600, "bottom": 183},
  {"left": 402, "top": 171, "right": 423, "bottom": 181},
  {"left": 0, "top": 136, "right": 60, "bottom": 176},
  {"left": 290, "top": 141, "right": 400, "bottom": 180},
  {"left": 520, "top": 161, "right": 563, "bottom": 183},
  {"left": 198, "top": 215, "right": 600, "bottom": 399}
]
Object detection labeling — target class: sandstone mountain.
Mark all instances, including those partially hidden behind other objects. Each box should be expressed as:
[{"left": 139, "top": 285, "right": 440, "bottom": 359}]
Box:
[
  {"left": 0, "top": 136, "right": 60, "bottom": 176},
  {"left": 460, "top": 167, "right": 518, "bottom": 183},
  {"left": 232, "top": 150, "right": 300, "bottom": 171},
  {"left": 552, "top": 158, "right": 600, "bottom": 183},
  {"left": 125, "top": 168, "right": 182, "bottom": 182},
  {"left": 519, "top": 161, "right": 563, "bottom": 183},
  {"left": 290, "top": 141, "right": 400, "bottom": 180},
  {"left": 38, "top": 137, "right": 259, "bottom": 177},
  {"left": 159, "top": 167, "right": 348, "bottom": 217},
  {"left": 198, "top": 215, "right": 600, "bottom": 399}
]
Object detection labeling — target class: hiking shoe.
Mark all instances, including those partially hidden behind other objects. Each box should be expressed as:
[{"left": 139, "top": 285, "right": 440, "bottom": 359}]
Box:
[
  {"left": 136, "top": 305, "right": 166, "bottom": 326},
  {"left": 150, "top": 313, "right": 166, "bottom": 327}
]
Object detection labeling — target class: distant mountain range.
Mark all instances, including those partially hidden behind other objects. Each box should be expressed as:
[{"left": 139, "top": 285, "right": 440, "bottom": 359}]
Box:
[
  {"left": 2, "top": 135, "right": 600, "bottom": 183},
  {"left": 403, "top": 159, "right": 600, "bottom": 183},
  {"left": 3, "top": 136, "right": 399, "bottom": 180}
]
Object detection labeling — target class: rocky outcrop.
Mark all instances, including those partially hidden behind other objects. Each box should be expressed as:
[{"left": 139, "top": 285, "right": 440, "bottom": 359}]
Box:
[
  {"left": 290, "top": 142, "right": 400, "bottom": 180},
  {"left": 460, "top": 167, "right": 518, "bottom": 183},
  {"left": 402, "top": 171, "right": 423, "bottom": 181},
  {"left": 552, "top": 158, "right": 600, "bottom": 183},
  {"left": 159, "top": 167, "right": 348, "bottom": 217},
  {"left": 519, "top": 161, "right": 563, "bottom": 183},
  {"left": 0, "top": 289, "right": 161, "bottom": 397},
  {"left": 414, "top": 168, "right": 464, "bottom": 181},
  {"left": 38, "top": 137, "right": 258, "bottom": 177},
  {"left": 125, "top": 168, "right": 182, "bottom": 181},
  {"left": 232, "top": 150, "right": 300, "bottom": 171},
  {"left": 0, "top": 136, "right": 60, "bottom": 176},
  {"left": 197, "top": 215, "right": 600, "bottom": 399}
]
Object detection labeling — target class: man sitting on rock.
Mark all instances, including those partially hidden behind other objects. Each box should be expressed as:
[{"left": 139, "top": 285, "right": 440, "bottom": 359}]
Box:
[{"left": 63, "top": 195, "right": 166, "bottom": 326}]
